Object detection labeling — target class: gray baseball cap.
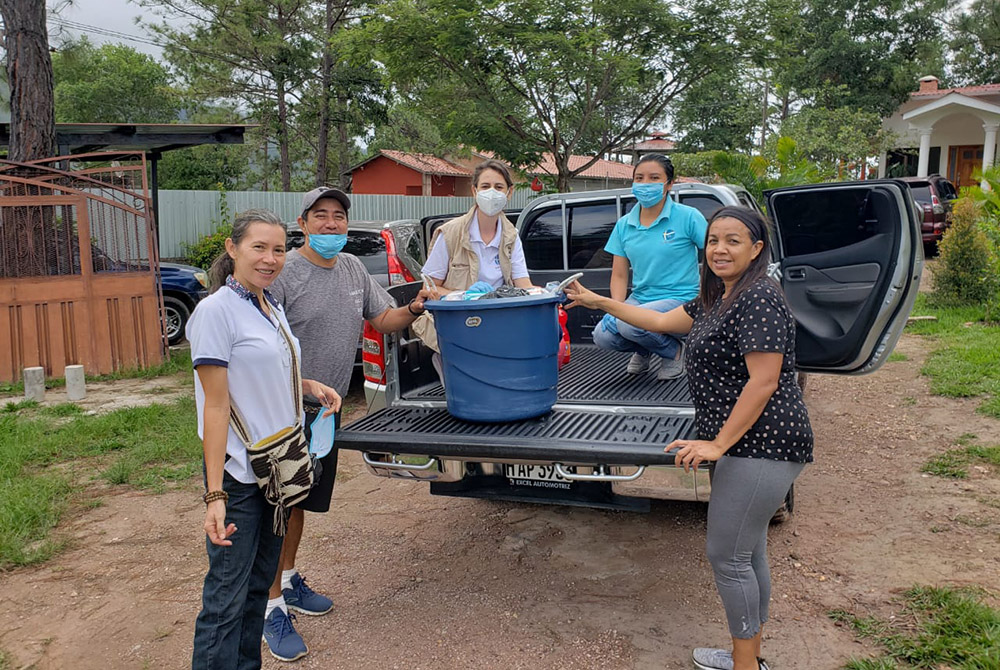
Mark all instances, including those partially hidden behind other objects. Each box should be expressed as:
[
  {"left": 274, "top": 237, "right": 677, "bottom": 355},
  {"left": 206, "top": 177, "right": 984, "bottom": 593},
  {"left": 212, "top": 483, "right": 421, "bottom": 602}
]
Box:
[{"left": 301, "top": 187, "right": 351, "bottom": 217}]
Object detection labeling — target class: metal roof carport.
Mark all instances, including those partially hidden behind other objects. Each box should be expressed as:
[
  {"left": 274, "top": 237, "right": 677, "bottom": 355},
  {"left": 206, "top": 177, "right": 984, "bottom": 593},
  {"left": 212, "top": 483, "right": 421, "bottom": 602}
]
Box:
[{"left": 0, "top": 122, "right": 255, "bottom": 246}]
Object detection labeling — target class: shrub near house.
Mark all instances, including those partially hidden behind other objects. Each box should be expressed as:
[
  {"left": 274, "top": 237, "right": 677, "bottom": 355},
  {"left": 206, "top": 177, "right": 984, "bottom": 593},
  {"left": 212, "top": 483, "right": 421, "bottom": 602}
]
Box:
[{"left": 931, "top": 197, "right": 1000, "bottom": 320}]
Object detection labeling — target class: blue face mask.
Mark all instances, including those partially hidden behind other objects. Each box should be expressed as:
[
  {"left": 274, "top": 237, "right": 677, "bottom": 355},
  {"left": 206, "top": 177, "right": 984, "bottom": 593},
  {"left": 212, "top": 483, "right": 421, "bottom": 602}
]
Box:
[
  {"left": 308, "top": 233, "right": 347, "bottom": 259},
  {"left": 308, "top": 410, "right": 336, "bottom": 458},
  {"left": 632, "top": 182, "right": 666, "bottom": 208}
]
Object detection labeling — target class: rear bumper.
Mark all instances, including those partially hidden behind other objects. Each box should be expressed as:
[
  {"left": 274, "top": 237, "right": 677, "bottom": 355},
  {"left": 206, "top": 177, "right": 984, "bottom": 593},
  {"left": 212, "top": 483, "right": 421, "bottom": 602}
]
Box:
[{"left": 359, "top": 454, "right": 712, "bottom": 505}]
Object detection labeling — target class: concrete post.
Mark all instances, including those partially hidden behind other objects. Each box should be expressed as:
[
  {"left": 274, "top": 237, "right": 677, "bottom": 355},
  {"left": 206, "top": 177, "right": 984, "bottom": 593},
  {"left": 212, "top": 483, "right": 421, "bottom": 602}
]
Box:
[
  {"left": 65, "top": 365, "right": 86, "bottom": 401},
  {"left": 916, "top": 127, "right": 933, "bottom": 177},
  {"left": 23, "top": 367, "right": 45, "bottom": 402},
  {"left": 982, "top": 123, "right": 998, "bottom": 190}
]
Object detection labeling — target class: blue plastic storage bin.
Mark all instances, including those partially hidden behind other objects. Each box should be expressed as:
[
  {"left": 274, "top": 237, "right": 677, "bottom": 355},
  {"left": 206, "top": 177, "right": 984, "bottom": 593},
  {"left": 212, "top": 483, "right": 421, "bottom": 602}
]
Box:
[{"left": 426, "top": 293, "right": 562, "bottom": 422}]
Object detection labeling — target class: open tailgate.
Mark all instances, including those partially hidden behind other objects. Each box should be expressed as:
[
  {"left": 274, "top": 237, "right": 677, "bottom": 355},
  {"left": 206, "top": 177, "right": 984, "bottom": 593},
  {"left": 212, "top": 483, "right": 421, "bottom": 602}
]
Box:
[{"left": 337, "top": 406, "right": 694, "bottom": 466}]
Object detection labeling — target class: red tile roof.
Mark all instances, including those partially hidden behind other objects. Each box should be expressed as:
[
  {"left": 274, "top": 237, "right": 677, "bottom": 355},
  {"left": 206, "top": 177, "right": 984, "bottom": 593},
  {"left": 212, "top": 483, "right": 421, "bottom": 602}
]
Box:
[
  {"left": 529, "top": 154, "right": 634, "bottom": 180},
  {"left": 912, "top": 83, "right": 1000, "bottom": 98},
  {"left": 378, "top": 150, "right": 471, "bottom": 177}
]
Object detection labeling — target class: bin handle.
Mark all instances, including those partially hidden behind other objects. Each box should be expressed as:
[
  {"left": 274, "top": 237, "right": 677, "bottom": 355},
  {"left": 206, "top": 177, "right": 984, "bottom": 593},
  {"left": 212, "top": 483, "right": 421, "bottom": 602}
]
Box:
[
  {"left": 554, "top": 463, "right": 645, "bottom": 482},
  {"left": 363, "top": 452, "right": 438, "bottom": 471},
  {"left": 551, "top": 272, "right": 584, "bottom": 295}
]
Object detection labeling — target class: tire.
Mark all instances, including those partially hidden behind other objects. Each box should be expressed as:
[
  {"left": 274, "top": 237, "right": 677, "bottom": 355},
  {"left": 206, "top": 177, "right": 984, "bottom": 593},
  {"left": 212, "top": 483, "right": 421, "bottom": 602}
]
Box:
[
  {"left": 770, "top": 483, "right": 794, "bottom": 525},
  {"left": 162, "top": 296, "right": 191, "bottom": 346}
]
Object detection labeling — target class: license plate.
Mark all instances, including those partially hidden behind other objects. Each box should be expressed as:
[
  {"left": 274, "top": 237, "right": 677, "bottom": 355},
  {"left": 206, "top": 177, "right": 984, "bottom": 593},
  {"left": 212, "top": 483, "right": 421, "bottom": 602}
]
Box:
[{"left": 505, "top": 464, "right": 576, "bottom": 490}]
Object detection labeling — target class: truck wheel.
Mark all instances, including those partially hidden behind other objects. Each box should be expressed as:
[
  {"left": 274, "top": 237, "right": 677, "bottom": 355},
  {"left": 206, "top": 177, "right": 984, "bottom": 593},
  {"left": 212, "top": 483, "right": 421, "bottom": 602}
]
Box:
[
  {"left": 770, "top": 484, "right": 794, "bottom": 524},
  {"left": 163, "top": 296, "right": 190, "bottom": 346}
]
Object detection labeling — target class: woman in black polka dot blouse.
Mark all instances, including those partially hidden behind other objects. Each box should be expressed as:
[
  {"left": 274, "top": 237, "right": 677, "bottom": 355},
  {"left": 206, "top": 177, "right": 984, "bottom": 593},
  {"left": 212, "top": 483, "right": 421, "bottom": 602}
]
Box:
[{"left": 566, "top": 206, "right": 812, "bottom": 670}]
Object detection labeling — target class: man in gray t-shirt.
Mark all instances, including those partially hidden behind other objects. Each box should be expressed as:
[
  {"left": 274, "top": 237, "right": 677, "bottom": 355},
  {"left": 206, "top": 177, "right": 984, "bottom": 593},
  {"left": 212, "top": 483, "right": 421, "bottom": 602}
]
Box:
[{"left": 262, "top": 187, "right": 436, "bottom": 661}]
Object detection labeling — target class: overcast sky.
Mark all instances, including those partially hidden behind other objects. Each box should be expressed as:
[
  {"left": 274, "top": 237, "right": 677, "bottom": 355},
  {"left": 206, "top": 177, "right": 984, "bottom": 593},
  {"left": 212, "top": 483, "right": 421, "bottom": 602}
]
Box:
[{"left": 47, "top": 0, "right": 182, "bottom": 60}]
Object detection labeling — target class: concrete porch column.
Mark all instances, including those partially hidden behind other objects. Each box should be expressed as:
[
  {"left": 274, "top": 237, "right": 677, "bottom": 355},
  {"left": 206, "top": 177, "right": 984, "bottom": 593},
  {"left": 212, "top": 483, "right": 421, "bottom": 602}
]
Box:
[
  {"left": 916, "top": 127, "right": 934, "bottom": 177},
  {"left": 983, "top": 123, "right": 998, "bottom": 189}
]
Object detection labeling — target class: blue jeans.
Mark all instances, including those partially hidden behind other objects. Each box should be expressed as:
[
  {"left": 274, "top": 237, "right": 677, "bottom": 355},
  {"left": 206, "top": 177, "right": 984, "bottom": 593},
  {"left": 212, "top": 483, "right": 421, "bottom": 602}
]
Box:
[
  {"left": 592, "top": 296, "right": 685, "bottom": 359},
  {"left": 192, "top": 472, "right": 283, "bottom": 670}
]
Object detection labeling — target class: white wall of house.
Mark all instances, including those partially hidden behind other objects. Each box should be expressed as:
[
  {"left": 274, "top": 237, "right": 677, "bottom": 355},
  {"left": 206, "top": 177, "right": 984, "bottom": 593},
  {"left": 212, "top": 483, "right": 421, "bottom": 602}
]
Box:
[{"left": 880, "top": 81, "right": 1000, "bottom": 184}]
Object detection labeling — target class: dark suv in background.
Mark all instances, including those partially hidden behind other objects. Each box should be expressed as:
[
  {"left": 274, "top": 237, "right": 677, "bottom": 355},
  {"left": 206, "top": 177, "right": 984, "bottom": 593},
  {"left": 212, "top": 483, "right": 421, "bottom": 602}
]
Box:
[{"left": 901, "top": 175, "right": 958, "bottom": 254}]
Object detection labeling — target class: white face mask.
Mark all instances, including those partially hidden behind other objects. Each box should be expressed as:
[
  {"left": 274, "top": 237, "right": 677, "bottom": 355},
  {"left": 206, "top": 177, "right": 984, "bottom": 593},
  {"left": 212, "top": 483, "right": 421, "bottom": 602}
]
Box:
[{"left": 476, "top": 188, "right": 508, "bottom": 216}]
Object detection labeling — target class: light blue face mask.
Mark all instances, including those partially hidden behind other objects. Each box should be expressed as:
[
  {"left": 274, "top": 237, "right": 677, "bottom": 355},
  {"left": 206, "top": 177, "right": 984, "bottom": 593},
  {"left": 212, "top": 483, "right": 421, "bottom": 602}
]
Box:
[
  {"left": 308, "top": 410, "right": 336, "bottom": 458},
  {"left": 308, "top": 233, "right": 348, "bottom": 259},
  {"left": 631, "top": 182, "right": 666, "bottom": 208}
]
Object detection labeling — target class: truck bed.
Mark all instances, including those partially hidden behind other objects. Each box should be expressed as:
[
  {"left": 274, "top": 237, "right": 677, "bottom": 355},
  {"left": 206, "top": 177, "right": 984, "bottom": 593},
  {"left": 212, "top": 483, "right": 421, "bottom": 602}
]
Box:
[
  {"left": 401, "top": 344, "right": 692, "bottom": 407},
  {"left": 338, "top": 345, "right": 695, "bottom": 466}
]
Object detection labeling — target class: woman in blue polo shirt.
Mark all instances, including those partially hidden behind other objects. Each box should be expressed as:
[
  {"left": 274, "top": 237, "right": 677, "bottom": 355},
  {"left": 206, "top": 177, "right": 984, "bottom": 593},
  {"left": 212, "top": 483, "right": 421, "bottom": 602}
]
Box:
[
  {"left": 187, "top": 209, "right": 341, "bottom": 670},
  {"left": 594, "top": 154, "right": 707, "bottom": 379}
]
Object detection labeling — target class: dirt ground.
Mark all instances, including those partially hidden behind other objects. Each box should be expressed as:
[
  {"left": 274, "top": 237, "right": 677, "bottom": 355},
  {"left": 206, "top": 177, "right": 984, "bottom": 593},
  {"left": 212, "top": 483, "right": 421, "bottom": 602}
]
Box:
[{"left": 2, "top": 331, "right": 999, "bottom": 670}]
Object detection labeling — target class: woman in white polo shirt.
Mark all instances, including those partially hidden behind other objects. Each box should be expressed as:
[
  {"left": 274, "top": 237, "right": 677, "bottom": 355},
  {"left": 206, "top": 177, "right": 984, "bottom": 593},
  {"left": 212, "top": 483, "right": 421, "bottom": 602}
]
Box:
[
  {"left": 187, "top": 209, "right": 340, "bottom": 670},
  {"left": 413, "top": 160, "right": 533, "bottom": 360}
]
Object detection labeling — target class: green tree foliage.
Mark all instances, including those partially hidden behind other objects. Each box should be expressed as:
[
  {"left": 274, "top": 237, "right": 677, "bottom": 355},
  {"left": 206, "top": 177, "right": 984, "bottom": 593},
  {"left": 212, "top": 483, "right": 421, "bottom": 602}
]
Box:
[
  {"left": 932, "top": 199, "right": 1000, "bottom": 311},
  {"left": 368, "top": 103, "right": 455, "bottom": 156},
  {"left": 141, "top": 0, "right": 317, "bottom": 191},
  {"left": 711, "top": 137, "right": 824, "bottom": 205},
  {"left": 949, "top": 0, "right": 1000, "bottom": 86},
  {"left": 780, "top": 0, "right": 947, "bottom": 118},
  {"left": 184, "top": 224, "right": 232, "bottom": 270},
  {"left": 51, "top": 37, "right": 180, "bottom": 123},
  {"left": 672, "top": 68, "right": 763, "bottom": 153},
  {"left": 669, "top": 151, "right": 727, "bottom": 180},
  {"left": 374, "top": 0, "right": 738, "bottom": 191},
  {"left": 779, "top": 88, "right": 895, "bottom": 170}
]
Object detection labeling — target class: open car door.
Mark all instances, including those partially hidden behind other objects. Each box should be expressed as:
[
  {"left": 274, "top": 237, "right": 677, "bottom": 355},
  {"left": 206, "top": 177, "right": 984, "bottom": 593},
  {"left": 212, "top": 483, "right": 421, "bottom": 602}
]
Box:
[{"left": 766, "top": 180, "right": 922, "bottom": 374}]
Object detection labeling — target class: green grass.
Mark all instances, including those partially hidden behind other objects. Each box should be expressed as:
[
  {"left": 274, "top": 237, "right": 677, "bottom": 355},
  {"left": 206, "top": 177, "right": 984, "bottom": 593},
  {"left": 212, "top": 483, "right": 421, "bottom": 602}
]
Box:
[
  {"left": 922, "top": 436, "right": 1000, "bottom": 479},
  {"left": 0, "top": 395, "right": 201, "bottom": 568},
  {"left": 887, "top": 351, "right": 908, "bottom": 362},
  {"left": 906, "top": 294, "right": 1000, "bottom": 418},
  {"left": 0, "top": 350, "right": 192, "bottom": 397},
  {"left": 2, "top": 399, "right": 38, "bottom": 413},
  {"left": 40, "top": 402, "right": 84, "bottom": 417},
  {"left": 832, "top": 586, "right": 1000, "bottom": 669}
]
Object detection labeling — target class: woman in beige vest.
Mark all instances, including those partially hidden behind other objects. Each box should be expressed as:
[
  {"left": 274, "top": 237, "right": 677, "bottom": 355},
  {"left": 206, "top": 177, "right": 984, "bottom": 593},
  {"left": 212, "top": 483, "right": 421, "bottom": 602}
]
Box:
[{"left": 413, "top": 160, "right": 534, "bottom": 357}]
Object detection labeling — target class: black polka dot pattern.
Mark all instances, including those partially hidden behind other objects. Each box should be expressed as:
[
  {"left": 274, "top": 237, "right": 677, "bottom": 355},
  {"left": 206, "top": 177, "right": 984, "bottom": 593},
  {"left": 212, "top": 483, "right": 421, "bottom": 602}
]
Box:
[{"left": 682, "top": 277, "right": 813, "bottom": 463}]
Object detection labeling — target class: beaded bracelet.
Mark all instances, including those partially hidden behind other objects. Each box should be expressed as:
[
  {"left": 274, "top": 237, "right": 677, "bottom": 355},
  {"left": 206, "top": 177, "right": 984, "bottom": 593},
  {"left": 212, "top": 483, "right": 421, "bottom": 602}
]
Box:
[{"left": 203, "top": 490, "right": 229, "bottom": 505}]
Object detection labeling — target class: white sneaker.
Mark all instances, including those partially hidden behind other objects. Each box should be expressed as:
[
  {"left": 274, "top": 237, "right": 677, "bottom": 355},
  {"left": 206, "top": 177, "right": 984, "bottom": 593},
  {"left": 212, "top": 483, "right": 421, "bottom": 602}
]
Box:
[
  {"left": 693, "top": 648, "right": 733, "bottom": 670},
  {"left": 626, "top": 352, "right": 651, "bottom": 375},
  {"left": 692, "top": 648, "right": 770, "bottom": 670},
  {"left": 657, "top": 344, "right": 685, "bottom": 380}
]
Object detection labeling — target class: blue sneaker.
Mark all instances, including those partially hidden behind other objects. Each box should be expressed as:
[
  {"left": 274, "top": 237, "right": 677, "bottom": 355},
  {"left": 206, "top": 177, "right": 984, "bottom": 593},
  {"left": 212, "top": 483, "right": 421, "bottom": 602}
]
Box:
[
  {"left": 262, "top": 608, "right": 308, "bottom": 662},
  {"left": 283, "top": 573, "right": 333, "bottom": 616}
]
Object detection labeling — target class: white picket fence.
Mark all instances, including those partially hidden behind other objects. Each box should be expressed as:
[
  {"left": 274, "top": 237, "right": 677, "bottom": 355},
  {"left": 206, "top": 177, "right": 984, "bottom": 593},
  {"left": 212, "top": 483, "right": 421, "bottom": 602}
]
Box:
[{"left": 157, "top": 188, "right": 539, "bottom": 259}]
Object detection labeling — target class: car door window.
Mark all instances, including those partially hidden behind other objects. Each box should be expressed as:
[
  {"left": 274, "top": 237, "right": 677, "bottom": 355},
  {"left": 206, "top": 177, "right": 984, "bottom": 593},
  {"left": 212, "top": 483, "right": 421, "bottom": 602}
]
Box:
[
  {"left": 677, "top": 193, "right": 724, "bottom": 220},
  {"left": 568, "top": 202, "right": 618, "bottom": 269},
  {"left": 344, "top": 233, "right": 386, "bottom": 276},
  {"left": 769, "top": 184, "right": 917, "bottom": 372},
  {"left": 520, "top": 207, "right": 564, "bottom": 270}
]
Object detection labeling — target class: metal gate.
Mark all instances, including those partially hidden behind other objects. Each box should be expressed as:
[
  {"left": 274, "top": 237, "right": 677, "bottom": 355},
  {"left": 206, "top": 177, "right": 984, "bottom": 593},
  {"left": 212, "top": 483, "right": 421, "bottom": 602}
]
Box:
[{"left": 0, "top": 152, "right": 165, "bottom": 382}]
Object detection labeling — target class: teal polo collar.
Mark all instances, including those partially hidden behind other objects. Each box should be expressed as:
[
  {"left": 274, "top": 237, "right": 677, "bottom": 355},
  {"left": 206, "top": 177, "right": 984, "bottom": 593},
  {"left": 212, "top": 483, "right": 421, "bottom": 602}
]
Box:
[{"left": 625, "top": 195, "right": 674, "bottom": 228}]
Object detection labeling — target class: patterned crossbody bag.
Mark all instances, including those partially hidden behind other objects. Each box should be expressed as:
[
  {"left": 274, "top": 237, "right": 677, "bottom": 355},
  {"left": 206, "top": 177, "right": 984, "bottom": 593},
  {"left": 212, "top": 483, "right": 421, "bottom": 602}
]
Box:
[{"left": 228, "top": 317, "right": 314, "bottom": 536}]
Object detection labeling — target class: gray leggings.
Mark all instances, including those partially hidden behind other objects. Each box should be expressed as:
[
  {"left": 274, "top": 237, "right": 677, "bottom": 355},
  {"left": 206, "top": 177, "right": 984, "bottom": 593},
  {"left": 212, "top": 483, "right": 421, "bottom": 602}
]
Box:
[{"left": 706, "top": 456, "right": 805, "bottom": 639}]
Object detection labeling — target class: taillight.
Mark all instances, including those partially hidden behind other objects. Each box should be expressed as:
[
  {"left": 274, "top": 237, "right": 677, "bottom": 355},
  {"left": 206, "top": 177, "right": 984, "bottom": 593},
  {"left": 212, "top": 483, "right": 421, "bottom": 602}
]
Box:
[
  {"left": 362, "top": 321, "right": 386, "bottom": 384},
  {"left": 931, "top": 194, "right": 944, "bottom": 215},
  {"left": 381, "top": 229, "right": 415, "bottom": 286}
]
